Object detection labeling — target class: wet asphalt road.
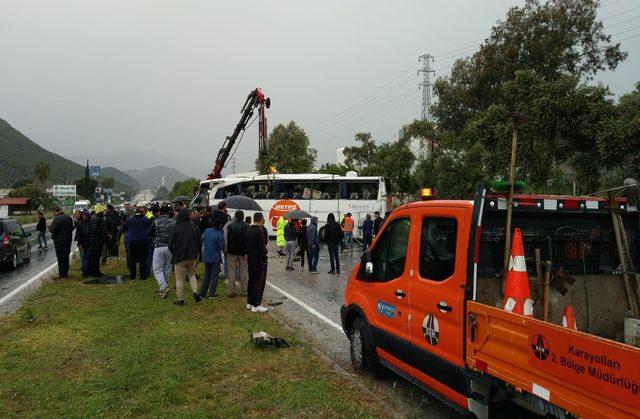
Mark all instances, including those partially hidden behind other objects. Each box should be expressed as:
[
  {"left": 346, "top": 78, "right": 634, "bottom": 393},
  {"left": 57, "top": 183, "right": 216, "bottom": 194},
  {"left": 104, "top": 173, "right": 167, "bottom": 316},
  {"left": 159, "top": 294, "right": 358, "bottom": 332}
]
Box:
[
  {"left": 0, "top": 239, "right": 76, "bottom": 300},
  {"left": 262, "top": 242, "right": 464, "bottom": 418}
]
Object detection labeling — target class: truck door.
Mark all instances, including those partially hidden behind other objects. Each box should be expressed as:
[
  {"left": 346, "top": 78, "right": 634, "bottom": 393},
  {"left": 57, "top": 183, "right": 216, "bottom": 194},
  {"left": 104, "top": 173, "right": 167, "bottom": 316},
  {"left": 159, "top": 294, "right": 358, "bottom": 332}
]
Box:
[
  {"left": 408, "top": 207, "right": 470, "bottom": 401},
  {"left": 358, "top": 211, "right": 414, "bottom": 374}
]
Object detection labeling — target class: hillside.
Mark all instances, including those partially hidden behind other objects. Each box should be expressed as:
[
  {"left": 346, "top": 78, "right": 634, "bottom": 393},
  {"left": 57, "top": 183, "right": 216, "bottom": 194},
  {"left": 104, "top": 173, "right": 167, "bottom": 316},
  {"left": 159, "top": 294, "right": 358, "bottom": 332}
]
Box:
[
  {"left": 99, "top": 167, "right": 141, "bottom": 192},
  {"left": 0, "top": 118, "right": 84, "bottom": 187},
  {"left": 126, "top": 165, "right": 189, "bottom": 189}
]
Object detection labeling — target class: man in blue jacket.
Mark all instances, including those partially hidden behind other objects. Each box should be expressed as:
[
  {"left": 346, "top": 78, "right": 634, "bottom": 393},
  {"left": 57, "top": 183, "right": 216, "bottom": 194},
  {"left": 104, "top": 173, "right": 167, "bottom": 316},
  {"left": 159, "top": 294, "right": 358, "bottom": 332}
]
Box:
[
  {"left": 200, "top": 219, "right": 225, "bottom": 298},
  {"left": 119, "top": 204, "right": 153, "bottom": 279}
]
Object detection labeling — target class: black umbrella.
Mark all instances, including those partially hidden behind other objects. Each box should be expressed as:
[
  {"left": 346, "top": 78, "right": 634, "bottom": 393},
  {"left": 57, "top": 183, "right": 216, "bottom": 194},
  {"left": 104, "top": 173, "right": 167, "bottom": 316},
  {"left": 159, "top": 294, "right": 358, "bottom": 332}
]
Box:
[
  {"left": 173, "top": 195, "right": 191, "bottom": 203},
  {"left": 223, "top": 195, "right": 263, "bottom": 211},
  {"left": 284, "top": 209, "right": 311, "bottom": 219}
]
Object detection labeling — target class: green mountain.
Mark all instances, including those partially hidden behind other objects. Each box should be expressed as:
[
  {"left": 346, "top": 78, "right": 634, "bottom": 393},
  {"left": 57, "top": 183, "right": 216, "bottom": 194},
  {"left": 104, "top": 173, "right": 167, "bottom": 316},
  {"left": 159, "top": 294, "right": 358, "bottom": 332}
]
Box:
[
  {"left": 0, "top": 118, "right": 140, "bottom": 195},
  {"left": 0, "top": 117, "right": 84, "bottom": 187},
  {"left": 99, "top": 167, "right": 141, "bottom": 192}
]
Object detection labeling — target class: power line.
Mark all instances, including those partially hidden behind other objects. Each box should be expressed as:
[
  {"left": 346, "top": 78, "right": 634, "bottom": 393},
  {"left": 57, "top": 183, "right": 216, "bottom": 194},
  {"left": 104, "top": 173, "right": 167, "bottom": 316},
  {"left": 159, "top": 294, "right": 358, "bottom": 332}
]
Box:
[
  {"left": 605, "top": 14, "right": 640, "bottom": 29},
  {"left": 600, "top": 0, "right": 627, "bottom": 8},
  {"left": 602, "top": 5, "right": 640, "bottom": 20}
]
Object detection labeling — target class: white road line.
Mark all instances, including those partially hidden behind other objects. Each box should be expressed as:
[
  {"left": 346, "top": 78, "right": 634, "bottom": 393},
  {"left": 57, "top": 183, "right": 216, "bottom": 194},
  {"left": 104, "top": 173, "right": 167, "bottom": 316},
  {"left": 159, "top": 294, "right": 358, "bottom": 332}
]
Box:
[
  {"left": 266, "top": 281, "right": 344, "bottom": 332},
  {"left": 0, "top": 250, "right": 75, "bottom": 307}
]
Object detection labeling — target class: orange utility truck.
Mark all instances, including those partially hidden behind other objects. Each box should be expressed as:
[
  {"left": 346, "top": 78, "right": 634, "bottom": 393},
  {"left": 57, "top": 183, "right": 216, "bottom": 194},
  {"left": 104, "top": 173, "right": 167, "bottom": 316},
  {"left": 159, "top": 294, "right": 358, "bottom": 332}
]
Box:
[{"left": 341, "top": 185, "right": 640, "bottom": 418}]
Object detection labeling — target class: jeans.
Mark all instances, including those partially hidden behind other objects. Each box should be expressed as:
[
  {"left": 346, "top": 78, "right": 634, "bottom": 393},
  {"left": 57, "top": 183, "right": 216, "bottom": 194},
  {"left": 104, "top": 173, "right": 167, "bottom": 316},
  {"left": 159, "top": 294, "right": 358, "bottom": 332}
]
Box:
[
  {"left": 285, "top": 240, "right": 297, "bottom": 268},
  {"left": 308, "top": 244, "right": 319, "bottom": 271},
  {"left": 53, "top": 239, "right": 71, "bottom": 277},
  {"left": 79, "top": 245, "right": 91, "bottom": 275},
  {"left": 247, "top": 254, "right": 267, "bottom": 307},
  {"left": 128, "top": 242, "right": 148, "bottom": 279},
  {"left": 226, "top": 254, "right": 248, "bottom": 295},
  {"left": 328, "top": 244, "right": 340, "bottom": 273},
  {"left": 37, "top": 231, "right": 47, "bottom": 248},
  {"left": 343, "top": 232, "right": 353, "bottom": 251},
  {"left": 200, "top": 261, "right": 221, "bottom": 297},
  {"left": 174, "top": 260, "right": 198, "bottom": 301},
  {"left": 152, "top": 246, "right": 173, "bottom": 291},
  {"left": 362, "top": 234, "right": 372, "bottom": 252}
]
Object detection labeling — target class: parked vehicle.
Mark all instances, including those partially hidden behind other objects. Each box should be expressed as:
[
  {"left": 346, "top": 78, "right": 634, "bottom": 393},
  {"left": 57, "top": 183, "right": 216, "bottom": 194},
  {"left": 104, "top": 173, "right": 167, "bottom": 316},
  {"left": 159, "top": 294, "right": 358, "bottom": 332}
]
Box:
[
  {"left": 72, "top": 200, "right": 91, "bottom": 212},
  {"left": 341, "top": 186, "right": 640, "bottom": 418},
  {"left": 0, "top": 218, "right": 31, "bottom": 269}
]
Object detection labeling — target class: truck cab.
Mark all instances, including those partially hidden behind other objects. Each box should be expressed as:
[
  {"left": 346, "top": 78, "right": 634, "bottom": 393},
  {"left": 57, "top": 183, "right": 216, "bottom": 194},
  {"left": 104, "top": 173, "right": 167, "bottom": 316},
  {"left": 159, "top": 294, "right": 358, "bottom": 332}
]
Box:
[{"left": 341, "top": 189, "right": 640, "bottom": 418}]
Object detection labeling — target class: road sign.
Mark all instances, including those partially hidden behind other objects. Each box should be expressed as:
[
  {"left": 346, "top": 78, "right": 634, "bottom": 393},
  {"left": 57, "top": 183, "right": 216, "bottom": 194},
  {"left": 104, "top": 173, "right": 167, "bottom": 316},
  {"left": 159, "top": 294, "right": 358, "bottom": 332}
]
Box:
[
  {"left": 52, "top": 184, "right": 77, "bottom": 197},
  {"left": 89, "top": 166, "right": 101, "bottom": 176},
  {"left": 103, "top": 188, "right": 113, "bottom": 195}
]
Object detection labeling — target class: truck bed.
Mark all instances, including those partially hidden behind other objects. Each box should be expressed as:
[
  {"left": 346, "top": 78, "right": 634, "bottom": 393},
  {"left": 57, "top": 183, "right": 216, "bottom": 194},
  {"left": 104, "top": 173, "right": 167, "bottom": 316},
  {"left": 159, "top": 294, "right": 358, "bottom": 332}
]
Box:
[{"left": 466, "top": 301, "right": 640, "bottom": 418}]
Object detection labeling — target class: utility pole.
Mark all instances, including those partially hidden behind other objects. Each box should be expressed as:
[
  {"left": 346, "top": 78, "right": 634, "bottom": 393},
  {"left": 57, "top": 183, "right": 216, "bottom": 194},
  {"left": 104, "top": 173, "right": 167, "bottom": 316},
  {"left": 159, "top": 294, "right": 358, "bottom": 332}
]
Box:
[
  {"left": 231, "top": 157, "right": 237, "bottom": 174},
  {"left": 502, "top": 112, "right": 528, "bottom": 292},
  {"left": 418, "top": 54, "right": 435, "bottom": 121}
]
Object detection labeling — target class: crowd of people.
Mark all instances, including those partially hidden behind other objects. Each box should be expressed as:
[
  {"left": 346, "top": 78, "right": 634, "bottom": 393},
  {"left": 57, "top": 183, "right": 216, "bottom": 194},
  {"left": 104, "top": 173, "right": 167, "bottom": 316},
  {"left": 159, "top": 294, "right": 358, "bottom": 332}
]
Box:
[{"left": 47, "top": 201, "right": 389, "bottom": 312}]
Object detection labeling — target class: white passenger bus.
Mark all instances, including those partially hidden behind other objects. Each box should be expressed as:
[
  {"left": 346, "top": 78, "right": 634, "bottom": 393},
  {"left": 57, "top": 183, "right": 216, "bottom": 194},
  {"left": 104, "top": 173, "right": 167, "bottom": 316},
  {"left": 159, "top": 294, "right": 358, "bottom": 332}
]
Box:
[{"left": 195, "top": 173, "right": 389, "bottom": 236}]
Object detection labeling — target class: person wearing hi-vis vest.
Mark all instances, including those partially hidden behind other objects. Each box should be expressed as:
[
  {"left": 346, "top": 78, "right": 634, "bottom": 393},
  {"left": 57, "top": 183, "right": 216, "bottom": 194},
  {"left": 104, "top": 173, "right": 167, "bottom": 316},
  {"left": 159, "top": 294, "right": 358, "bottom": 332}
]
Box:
[{"left": 276, "top": 216, "right": 286, "bottom": 256}]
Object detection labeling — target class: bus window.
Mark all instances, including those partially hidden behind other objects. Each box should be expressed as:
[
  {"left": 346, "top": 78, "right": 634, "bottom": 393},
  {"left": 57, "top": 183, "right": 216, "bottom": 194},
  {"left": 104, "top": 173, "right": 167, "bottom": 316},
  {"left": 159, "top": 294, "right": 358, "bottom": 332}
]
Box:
[
  {"left": 312, "top": 181, "right": 340, "bottom": 200},
  {"left": 255, "top": 181, "right": 273, "bottom": 199},
  {"left": 342, "top": 181, "right": 379, "bottom": 200},
  {"left": 214, "top": 184, "right": 239, "bottom": 199},
  {"left": 240, "top": 182, "right": 257, "bottom": 198},
  {"left": 278, "top": 181, "right": 311, "bottom": 200}
]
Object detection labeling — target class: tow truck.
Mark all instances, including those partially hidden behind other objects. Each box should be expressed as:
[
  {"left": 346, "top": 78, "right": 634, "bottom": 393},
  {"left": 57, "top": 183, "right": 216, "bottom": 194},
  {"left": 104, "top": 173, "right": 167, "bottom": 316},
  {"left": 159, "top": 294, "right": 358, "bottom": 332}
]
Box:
[{"left": 341, "top": 183, "right": 640, "bottom": 418}]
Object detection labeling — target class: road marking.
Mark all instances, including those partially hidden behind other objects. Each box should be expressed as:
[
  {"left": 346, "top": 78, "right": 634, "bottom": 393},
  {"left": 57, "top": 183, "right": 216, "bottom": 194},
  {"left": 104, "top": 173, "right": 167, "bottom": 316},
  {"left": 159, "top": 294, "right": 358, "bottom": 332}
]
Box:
[
  {"left": 265, "top": 281, "right": 344, "bottom": 332},
  {"left": 0, "top": 250, "right": 75, "bottom": 307}
]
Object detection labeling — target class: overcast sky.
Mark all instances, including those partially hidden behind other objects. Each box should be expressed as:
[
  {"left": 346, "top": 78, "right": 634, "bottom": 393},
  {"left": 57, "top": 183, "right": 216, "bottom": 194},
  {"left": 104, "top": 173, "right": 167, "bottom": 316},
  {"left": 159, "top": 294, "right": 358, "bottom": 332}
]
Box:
[{"left": 1, "top": 0, "right": 638, "bottom": 178}]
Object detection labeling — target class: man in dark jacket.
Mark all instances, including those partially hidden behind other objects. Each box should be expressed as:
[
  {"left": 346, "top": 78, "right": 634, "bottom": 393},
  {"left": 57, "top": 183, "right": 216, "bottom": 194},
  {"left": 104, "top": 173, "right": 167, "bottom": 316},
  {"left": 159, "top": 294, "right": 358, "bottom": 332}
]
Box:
[
  {"left": 120, "top": 204, "right": 153, "bottom": 279},
  {"left": 75, "top": 210, "right": 91, "bottom": 276},
  {"left": 307, "top": 217, "right": 320, "bottom": 273},
  {"left": 373, "top": 211, "right": 383, "bottom": 237},
  {"left": 324, "top": 213, "right": 343, "bottom": 274},
  {"left": 169, "top": 209, "right": 202, "bottom": 305},
  {"left": 284, "top": 218, "right": 298, "bottom": 271},
  {"left": 360, "top": 214, "right": 374, "bottom": 252},
  {"left": 199, "top": 206, "right": 212, "bottom": 233},
  {"left": 87, "top": 205, "right": 110, "bottom": 277},
  {"left": 297, "top": 219, "right": 308, "bottom": 269},
  {"left": 102, "top": 204, "right": 121, "bottom": 262},
  {"left": 225, "top": 210, "right": 248, "bottom": 297},
  {"left": 246, "top": 212, "right": 269, "bottom": 313},
  {"left": 151, "top": 205, "right": 175, "bottom": 298},
  {"left": 48, "top": 205, "right": 74, "bottom": 278},
  {"left": 36, "top": 211, "right": 47, "bottom": 249},
  {"left": 212, "top": 201, "right": 229, "bottom": 230}
]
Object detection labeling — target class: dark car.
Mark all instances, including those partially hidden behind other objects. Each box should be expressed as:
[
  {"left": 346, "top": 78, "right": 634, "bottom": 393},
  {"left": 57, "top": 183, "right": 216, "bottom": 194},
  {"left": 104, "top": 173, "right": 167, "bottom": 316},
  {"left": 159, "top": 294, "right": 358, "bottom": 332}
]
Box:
[{"left": 0, "top": 218, "right": 31, "bottom": 269}]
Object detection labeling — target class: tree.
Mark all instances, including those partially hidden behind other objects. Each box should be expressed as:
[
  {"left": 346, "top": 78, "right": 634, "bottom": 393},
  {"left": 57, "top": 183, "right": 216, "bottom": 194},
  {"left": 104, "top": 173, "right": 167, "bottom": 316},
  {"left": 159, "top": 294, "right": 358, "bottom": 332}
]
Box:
[
  {"left": 170, "top": 178, "right": 200, "bottom": 200},
  {"left": 33, "top": 161, "right": 50, "bottom": 190},
  {"left": 342, "top": 133, "right": 378, "bottom": 174},
  {"left": 12, "top": 179, "right": 33, "bottom": 189},
  {"left": 256, "top": 121, "right": 317, "bottom": 174},
  {"left": 317, "top": 163, "right": 350, "bottom": 176},
  {"left": 9, "top": 184, "right": 53, "bottom": 210},
  {"left": 100, "top": 177, "right": 115, "bottom": 189},
  {"left": 79, "top": 160, "right": 92, "bottom": 199},
  {"left": 73, "top": 177, "right": 98, "bottom": 202}
]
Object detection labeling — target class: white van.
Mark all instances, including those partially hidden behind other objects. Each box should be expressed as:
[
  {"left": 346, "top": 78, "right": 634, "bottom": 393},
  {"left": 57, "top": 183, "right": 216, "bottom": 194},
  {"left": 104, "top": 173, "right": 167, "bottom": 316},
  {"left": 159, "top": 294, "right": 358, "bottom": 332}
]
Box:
[{"left": 72, "top": 200, "right": 91, "bottom": 212}]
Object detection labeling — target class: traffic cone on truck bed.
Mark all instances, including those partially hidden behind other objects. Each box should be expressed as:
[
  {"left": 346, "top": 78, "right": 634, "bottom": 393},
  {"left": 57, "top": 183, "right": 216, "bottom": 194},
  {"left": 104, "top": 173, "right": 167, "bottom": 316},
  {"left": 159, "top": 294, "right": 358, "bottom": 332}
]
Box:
[
  {"left": 562, "top": 305, "right": 578, "bottom": 330},
  {"left": 503, "top": 228, "right": 534, "bottom": 317}
]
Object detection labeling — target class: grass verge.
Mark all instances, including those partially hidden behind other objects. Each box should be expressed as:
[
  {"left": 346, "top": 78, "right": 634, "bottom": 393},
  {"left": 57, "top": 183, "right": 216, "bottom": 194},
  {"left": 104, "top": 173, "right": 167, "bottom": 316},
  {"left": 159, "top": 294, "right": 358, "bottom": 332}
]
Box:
[{"left": 0, "top": 249, "right": 389, "bottom": 417}]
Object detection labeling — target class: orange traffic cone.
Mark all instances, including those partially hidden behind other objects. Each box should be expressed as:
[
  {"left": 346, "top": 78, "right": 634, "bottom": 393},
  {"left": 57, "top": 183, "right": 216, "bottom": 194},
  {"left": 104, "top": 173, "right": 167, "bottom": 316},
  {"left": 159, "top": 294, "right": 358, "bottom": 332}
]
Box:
[
  {"left": 503, "top": 228, "right": 534, "bottom": 317},
  {"left": 562, "top": 305, "right": 578, "bottom": 330}
]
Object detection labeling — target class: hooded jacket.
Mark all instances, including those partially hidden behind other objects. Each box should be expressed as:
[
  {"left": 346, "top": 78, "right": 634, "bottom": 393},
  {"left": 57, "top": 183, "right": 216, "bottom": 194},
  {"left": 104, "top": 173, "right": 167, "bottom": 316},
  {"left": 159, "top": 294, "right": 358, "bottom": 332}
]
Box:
[
  {"left": 323, "top": 213, "right": 343, "bottom": 246},
  {"left": 307, "top": 217, "right": 319, "bottom": 248},
  {"left": 169, "top": 209, "right": 202, "bottom": 263}
]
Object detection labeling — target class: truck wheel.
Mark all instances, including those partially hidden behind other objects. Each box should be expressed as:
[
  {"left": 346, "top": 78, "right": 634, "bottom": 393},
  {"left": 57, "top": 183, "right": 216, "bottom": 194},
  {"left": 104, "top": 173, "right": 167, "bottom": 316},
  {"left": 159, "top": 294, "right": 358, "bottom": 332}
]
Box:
[{"left": 350, "top": 317, "right": 380, "bottom": 376}]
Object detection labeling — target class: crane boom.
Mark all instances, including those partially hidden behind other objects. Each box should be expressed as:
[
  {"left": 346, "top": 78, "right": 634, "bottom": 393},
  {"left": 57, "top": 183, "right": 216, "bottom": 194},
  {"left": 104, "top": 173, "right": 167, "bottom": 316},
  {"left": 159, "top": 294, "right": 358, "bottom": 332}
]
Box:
[{"left": 207, "top": 87, "right": 270, "bottom": 180}]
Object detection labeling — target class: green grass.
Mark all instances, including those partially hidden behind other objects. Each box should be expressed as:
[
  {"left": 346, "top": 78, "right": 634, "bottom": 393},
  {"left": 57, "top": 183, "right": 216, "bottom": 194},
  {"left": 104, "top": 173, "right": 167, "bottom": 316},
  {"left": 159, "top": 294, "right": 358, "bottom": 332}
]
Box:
[
  {"left": 14, "top": 211, "right": 53, "bottom": 225},
  {"left": 0, "top": 250, "right": 389, "bottom": 417}
]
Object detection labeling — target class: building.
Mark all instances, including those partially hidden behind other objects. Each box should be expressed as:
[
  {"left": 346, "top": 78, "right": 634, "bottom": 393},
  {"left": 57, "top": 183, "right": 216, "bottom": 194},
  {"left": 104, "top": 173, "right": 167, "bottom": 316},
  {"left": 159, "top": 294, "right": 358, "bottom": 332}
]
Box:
[
  {"left": 336, "top": 147, "right": 346, "bottom": 165},
  {"left": 0, "top": 197, "right": 30, "bottom": 218}
]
